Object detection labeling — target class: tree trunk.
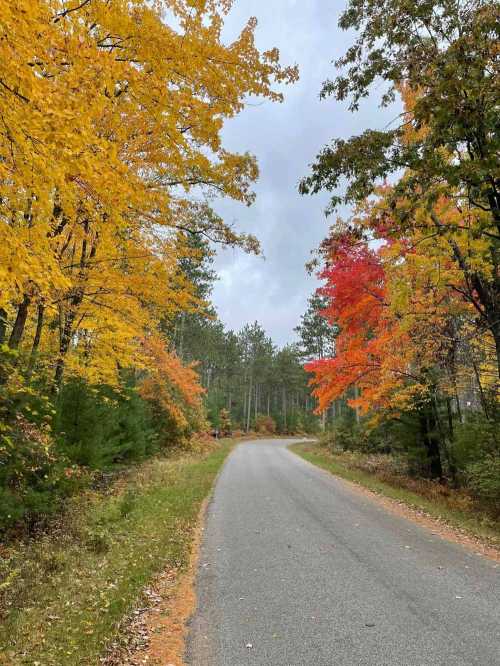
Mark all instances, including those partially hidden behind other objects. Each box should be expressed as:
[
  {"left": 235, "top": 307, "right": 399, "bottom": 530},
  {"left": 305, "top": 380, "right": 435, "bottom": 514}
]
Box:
[
  {"left": 282, "top": 386, "right": 287, "bottom": 432},
  {"left": 53, "top": 301, "right": 80, "bottom": 390},
  {"left": 53, "top": 230, "right": 97, "bottom": 390},
  {"left": 246, "top": 375, "right": 253, "bottom": 432},
  {"left": 445, "top": 397, "right": 458, "bottom": 485},
  {"left": 8, "top": 294, "right": 31, "bottom": 349},
  {"left": 493, "top": 319, "right": 500, "bottom": 381},
  {"left": 471, "top": 355, "right": 490, "bottom": 419},
  {"left": 27, "top": 302, "right": 45, "bottom": 376},
  {"left": 419, "top": 408, "right": 443, "bottom": 480},
  {"left": 454, "top": 389, "right": 463, "bottom": 424},
  {"left": 54, "top": 313, "right": 74, "bottom": 389},
  {"left": 178, "top": 312, "right": 185, "bottom": 361},
  {"left": 354, "top": 384, "right": 360, "bottom": 424},
  {"left": 432, "top": 394, "right": 455, "bottom": 484},
  {"left": 0, "top": 308, "right": 7, "bottom": 344},
  {"left": 431, "top": 211, "right": 500, "bottom": 379}
]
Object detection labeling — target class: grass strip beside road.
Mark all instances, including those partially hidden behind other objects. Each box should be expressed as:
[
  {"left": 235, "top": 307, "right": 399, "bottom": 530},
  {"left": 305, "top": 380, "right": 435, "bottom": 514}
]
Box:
[
  {"left": 290, "top": 442, "right": 500, "bottom": 548},
  {"left": 0, "top": 440, "right": 234, "bottom": 665}
]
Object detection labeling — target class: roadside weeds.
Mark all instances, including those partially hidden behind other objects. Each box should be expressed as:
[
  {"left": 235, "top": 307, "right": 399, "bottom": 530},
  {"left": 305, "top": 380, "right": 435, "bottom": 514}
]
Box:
[
  {"left": 103, "top": 499, "right": 208, "bottom": 666},
  {"left": 0, "top": 439, "right": 235, "bottom": 665}
]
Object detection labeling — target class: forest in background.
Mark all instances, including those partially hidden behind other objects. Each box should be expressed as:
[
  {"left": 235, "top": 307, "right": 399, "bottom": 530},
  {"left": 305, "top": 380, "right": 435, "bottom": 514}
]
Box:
[{"left": 166, "top": 237, "right": 317, "bottom": 436}]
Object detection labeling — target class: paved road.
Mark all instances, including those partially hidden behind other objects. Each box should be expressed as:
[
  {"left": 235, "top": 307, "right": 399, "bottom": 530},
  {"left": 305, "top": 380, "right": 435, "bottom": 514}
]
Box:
[{"left": 186, "top": 439, "right": 500, "bottom": 666}]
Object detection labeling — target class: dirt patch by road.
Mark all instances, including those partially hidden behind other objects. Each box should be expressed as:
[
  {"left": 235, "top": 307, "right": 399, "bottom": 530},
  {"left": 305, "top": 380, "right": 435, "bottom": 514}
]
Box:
[{"left": 103, "top": 501, "right": 207, "bottom": 666}]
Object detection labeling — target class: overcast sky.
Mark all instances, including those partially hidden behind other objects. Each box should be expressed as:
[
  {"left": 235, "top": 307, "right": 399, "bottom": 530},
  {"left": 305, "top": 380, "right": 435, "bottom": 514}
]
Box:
[{"left": 211, "top": 1, "right": 396, "bottom": 347}]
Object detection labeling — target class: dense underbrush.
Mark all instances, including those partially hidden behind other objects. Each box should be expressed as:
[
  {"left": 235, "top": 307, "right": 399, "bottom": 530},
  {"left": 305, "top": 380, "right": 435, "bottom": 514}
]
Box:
[
  {"left": 318, "top": 412, "right": 500, "bottom": 519},
  {"left": 0, "top": 438, "right": 232, "bottom": 665},
  {"left": 0, "top": 365, "right": 207, "bottom": 537}
]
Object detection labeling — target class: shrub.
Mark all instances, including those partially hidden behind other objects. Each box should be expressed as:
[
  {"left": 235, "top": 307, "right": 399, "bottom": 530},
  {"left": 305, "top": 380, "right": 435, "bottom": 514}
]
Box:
[
  {"left": 467, "top": 455, "right": 500, "bottom": 515},
  {"left": 0, "top": 415, "right": 82, "bottom": 532},
  {"left": 119, "top": 490, "right": 137, "bottom": 518},
  {"left": 453, "top": 414, "right": 499, "bottom": 474},
  {"left": 255, "top": 414, "right": 276, "bottom": 434},
  {"left": 219, "top": 408, "right": 232, "bottom": 436},
  {"left": 0, "top": 488, "right": 25, "bottom": 530},
  {"left": 321, "top": 418, "right": 365, "bottom": 452},
  {"left": 55, "top": 379, "right": 157, "bottom": 468}
]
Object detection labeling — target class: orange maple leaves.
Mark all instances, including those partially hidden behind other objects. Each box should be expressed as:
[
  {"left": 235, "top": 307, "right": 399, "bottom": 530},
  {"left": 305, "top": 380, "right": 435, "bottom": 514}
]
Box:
[
  {"left": 306, "top": 231, "right": 411, "bottom": 416},
  {"left": 139, "top": 336, "right": 206, "bottom": 433}
]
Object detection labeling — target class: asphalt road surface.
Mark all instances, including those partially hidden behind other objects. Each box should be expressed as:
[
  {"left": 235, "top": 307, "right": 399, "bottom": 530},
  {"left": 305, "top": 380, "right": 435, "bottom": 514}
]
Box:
[{"left": 186, "top": 439, "right": 500, "bottom": 666}]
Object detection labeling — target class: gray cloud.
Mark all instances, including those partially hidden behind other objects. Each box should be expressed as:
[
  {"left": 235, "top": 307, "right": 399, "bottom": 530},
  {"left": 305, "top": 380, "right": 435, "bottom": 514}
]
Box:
[{"left": 211, "top": 1, "right": 397, "bottom": 346}]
